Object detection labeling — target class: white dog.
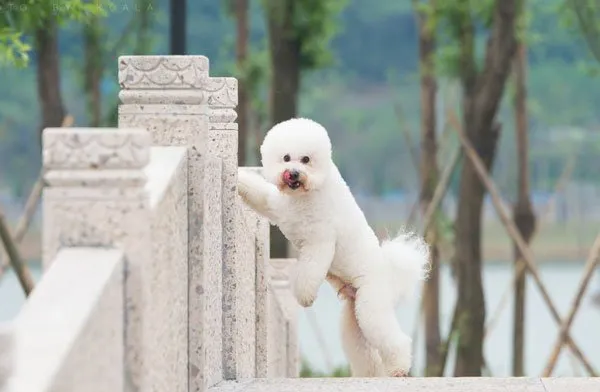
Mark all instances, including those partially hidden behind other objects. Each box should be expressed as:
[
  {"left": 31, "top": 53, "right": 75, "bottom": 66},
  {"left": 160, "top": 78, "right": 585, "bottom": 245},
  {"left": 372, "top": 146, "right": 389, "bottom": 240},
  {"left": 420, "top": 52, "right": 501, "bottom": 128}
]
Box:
[{"left": 237, "top": 118, "right": 430, "bottom": 377}]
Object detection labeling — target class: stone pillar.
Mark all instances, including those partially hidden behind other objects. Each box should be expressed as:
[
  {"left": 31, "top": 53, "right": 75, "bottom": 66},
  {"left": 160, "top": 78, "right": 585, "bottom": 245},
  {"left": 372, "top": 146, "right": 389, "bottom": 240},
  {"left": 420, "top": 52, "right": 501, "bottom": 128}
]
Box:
[
  {"left": 42, "top": 128, "right": 152, "bottom": 389},
  {"left": 118, "top": 55, "right": 250, "bottom": 388}
]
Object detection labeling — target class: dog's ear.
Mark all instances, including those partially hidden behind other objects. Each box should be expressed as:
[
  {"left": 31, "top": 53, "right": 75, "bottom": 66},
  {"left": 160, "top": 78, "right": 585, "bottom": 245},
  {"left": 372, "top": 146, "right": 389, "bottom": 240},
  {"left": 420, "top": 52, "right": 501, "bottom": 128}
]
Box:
[{"left": 259, "top": 133, "right": 271, "bottom": 163}]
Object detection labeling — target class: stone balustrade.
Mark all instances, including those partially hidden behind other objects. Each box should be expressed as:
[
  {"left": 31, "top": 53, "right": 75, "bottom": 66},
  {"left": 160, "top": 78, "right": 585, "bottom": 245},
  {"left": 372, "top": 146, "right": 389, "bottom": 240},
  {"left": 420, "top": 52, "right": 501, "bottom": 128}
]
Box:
[
  {"left": 39, "top": 127, "right": 188, "bottom": 391},
  {"left": 7, "top": 248, "right": 124, "bottom": 392},
  {"left": 117, "top": 55, "right": 278, "bottom": 387},
  {"left": 0, "top": 55, "right": 299, "bottom": 392}
]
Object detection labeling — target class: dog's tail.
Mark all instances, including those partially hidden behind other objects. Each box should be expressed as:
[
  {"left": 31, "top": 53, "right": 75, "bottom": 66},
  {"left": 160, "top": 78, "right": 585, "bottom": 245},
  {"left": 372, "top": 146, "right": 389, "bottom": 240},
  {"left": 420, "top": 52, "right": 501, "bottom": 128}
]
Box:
[{"left": 380, "top": 230, "right": 430, "bottom": 301}]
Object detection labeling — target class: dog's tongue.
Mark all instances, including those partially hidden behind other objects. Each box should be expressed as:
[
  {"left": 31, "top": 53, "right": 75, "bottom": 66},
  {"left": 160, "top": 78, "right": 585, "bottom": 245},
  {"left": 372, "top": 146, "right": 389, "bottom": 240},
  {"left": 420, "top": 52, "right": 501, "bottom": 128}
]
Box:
[{"left": 283, "top": 170, "right": 293, "bottom": 182}]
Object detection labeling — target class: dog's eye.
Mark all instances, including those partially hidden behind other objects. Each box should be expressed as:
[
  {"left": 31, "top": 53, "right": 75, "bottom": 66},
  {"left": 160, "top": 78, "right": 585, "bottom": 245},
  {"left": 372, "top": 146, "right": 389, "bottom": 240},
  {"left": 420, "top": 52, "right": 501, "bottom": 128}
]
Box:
[
  {"left": 283, "top": 154, "right": 291, "bottom": 162},
  {"left": 301, "top": 156, "right": 310, "bottom": 164}
]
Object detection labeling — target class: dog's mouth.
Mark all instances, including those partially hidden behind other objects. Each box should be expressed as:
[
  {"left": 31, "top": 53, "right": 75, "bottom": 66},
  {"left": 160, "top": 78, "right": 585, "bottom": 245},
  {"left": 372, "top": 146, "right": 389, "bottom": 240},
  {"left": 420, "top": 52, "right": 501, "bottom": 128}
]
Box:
[
  {"left": 286, "top": 180, "right": 301, "bottom": 190},
  {"left": 282, "top": 170, "right": 304, "bottom": 190}
]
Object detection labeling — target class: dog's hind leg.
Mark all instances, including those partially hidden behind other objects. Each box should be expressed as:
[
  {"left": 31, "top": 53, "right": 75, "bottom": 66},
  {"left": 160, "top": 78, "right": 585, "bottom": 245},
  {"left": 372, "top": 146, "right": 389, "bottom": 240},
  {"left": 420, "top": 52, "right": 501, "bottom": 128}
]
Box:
[
  {"left": 340, "top": 300, "right": 385, "bottom": 377},
  {"left": 353, "top": 284, "right": 412, "bottom": 377}
]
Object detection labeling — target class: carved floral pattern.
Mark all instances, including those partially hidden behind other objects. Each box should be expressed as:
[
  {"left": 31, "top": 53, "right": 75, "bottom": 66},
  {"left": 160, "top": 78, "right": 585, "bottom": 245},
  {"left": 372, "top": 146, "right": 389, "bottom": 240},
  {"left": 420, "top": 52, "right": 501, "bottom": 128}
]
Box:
[
  {"left": 118, "top": 56, "right": 209, "bottom": 89},
  {"left": 43, "top": 129, "right": 150, "bottom": 170},
  {"left": 204, "top": 77, "right": 238, "bottom": 108},
  {"left": 118, "top": 56, "right": 237, "bottom": 109}
]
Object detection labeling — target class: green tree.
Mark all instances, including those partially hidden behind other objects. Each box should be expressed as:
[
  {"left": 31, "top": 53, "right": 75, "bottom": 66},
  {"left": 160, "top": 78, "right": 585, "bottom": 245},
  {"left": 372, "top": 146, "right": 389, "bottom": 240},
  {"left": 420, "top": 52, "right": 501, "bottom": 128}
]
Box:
[
  {"left": 564, "top": 0, "right": 600, "bottom": 64},
  {"left": 434, "top": 0, "right": 523, "bottom": 376},
  {"left": 223, "top": 0, "right": 251, "bottom": 165},
  {"left": 413, "top": 0, "right": 442, "bottom": 377},
  {"left": 511, "top": 24, "right": 536, "bottom": 378},
  {"left": 0, "top": 0, "right": 112, "bottom": 66},
  {"left": 82, "top": 15, "right": 105, "bottom": 127},
  {"left": 79, "top": 0, "right": 155, "bottom": 127},
  {"left": 1, "top": 0, "right": 113, "bottom": 148}
]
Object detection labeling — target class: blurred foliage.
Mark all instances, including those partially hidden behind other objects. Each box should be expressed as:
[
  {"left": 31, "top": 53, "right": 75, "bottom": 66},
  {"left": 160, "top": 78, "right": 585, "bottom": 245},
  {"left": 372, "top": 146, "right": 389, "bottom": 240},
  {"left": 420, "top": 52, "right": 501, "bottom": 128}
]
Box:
[
  {"left": 0, "top": 29, "right": 30, "bottom": 67},
  {"left": 299, "top": 358, "right": 351, "bottom": 377},
  {"left": 1, "top": 0, "right": 600, "bottom": 199},
  {"left": 562, "top": 0, "right": 600, "bottom": 64},
  {"left": 261, "top": 0, "right": 348, "bottom": 69},
  {"left": 0, "top": 0, "right": 114, "bottom": 67}
]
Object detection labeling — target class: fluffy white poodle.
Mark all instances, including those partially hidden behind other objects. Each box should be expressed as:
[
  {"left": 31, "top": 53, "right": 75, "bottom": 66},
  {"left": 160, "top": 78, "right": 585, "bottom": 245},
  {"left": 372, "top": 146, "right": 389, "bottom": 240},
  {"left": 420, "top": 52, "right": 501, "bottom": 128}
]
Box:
[{"left": 237, "top": 118, "right": 430, "bottom": 377}]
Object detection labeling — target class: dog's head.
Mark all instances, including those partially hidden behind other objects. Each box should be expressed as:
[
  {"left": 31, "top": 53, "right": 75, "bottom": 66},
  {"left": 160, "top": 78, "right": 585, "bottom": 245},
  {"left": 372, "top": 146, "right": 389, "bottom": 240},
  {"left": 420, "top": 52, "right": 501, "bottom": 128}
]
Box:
[{"left": 260, "top": 118, "right": 333, "bottom": 195}]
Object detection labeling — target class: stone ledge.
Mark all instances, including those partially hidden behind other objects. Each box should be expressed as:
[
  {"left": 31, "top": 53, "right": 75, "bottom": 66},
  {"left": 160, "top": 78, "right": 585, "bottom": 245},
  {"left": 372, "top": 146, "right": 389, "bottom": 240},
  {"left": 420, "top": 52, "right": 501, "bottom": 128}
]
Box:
[
  {"left": 8, "top": 247, "right": 124, "bottom": 392},
  {"left": 208, "top": 377, "right": 600, "bottom": 392}
]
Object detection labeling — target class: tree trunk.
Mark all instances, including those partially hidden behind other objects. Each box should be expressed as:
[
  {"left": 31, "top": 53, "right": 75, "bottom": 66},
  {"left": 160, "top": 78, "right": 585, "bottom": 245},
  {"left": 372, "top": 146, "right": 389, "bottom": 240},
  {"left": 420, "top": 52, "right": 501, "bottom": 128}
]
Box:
[
  {"left": 236, "top": 0, "right": 249, "bottom": 166},
  {"left": 169, "top": 0, "right": 186, "bottom": 54},
  {"left": 267, "top": 0, "right": 301, "bottom": 125},
  {"left": 415, "top": 0, "right": 441, "bottom": 376},
  {"left": 511, "top": 40, "right": 536, "bottom": 377},
  {"left": 454, "top": 120, "right": 501, "bottom": 377},
  {"left": 36, "top": 19, "right": 66, "bottom": 146},
  {"left": 453, "top": 0, "right": 521, "bottom": 376},
  {"left": 266, "top": 0, "right": 301, "bottom": 257},
  {"left": 83, "top": 16, "right": 103, "bottom": 127}
]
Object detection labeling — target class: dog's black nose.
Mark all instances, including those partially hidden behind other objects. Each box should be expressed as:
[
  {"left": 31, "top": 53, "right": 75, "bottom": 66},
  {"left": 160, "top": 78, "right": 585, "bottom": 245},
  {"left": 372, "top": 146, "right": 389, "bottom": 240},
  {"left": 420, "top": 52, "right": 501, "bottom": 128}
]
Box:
[{"left": 289, "top": 170, "right": 300, "bottom": 181}]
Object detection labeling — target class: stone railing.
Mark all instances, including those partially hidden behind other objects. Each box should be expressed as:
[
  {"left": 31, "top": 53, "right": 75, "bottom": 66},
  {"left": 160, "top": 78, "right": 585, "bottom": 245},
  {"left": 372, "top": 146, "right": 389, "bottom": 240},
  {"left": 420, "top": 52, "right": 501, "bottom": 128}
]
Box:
[
  {"left": 117, "top": 55, "right": 280, "bottom": 386},
  {"left": 0, "top": 55, "right": 299, "bottom": 391},
  {"left": 2, "top": 127, "right": 189, "bottom": 391},
  {"left": 7, "top": 248, "right": 125, "bottom": 391}
]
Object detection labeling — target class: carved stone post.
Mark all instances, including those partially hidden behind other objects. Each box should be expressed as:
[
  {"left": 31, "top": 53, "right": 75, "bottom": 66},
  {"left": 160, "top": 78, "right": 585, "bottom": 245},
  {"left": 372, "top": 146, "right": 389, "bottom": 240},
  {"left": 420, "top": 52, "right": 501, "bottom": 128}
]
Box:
[
  {"left": 42, "top": 127, "right": 152, "bottom": 389},
  {"left": 118, "top": 55, "right": 255, "bottom": 388}
]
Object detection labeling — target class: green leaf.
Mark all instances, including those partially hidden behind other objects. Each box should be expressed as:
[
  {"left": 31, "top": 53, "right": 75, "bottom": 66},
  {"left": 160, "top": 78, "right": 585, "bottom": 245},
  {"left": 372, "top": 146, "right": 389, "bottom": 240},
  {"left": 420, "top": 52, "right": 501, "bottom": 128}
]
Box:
[{"left": 0, "top": 0, "right": 115, "bottom": 68}]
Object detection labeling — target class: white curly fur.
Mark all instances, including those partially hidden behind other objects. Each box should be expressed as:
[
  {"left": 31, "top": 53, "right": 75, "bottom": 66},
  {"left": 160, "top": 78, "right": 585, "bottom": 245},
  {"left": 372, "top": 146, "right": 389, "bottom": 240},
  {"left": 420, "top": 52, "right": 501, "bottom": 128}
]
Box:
[{"left": 237, "top": 117, "right": 430, "bottom": 377}]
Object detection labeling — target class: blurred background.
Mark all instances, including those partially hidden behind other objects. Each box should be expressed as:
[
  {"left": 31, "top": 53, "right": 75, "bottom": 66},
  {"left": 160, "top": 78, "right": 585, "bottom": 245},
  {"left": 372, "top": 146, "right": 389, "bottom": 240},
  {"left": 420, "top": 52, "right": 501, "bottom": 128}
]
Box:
[{"left": 1, "top": 0, "right": 600, "bottom": 380}]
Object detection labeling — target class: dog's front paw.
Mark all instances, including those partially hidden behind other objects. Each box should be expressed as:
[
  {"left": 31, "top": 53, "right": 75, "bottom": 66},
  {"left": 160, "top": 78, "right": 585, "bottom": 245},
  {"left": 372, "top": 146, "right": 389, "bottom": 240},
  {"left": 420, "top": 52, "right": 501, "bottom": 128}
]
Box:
[
  {"left": 297, "top": 295, "right": 316, "bottom": 308},
  {"left": 237, "top": 169, "right": 252, "bottom": 196},
  {"left": 293, "top": 283, "right": 317, "bottom": 307},
  {"left": 295, "top": 290, "right": 317, "bottom": 307}
]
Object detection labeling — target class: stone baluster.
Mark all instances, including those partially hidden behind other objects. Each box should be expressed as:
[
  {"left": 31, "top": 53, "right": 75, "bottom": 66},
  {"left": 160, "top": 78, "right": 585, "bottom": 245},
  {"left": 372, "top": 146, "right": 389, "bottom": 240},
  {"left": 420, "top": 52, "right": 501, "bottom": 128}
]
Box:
[
  {"left": 239, "top": 167, "right": 270, "bottom": 377},
  {"left": 268, "top": 258, "right": 300, "bottom": 377},
  {"left": 118, "top": 55, "right": 260, "bottom": 388},
  {"left": 204, "top": 74, "right": 256, "bottom": 381},
  {"left": 42, "top": 127, "right": 152, "bottom": 389}
]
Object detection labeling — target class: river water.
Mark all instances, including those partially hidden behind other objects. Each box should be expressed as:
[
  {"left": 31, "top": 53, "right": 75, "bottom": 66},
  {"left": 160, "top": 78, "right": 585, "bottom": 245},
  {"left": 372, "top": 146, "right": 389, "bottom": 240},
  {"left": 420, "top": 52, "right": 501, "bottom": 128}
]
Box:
[{"left": 1, "top": 261, "right": 599, "bottom": 377}]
